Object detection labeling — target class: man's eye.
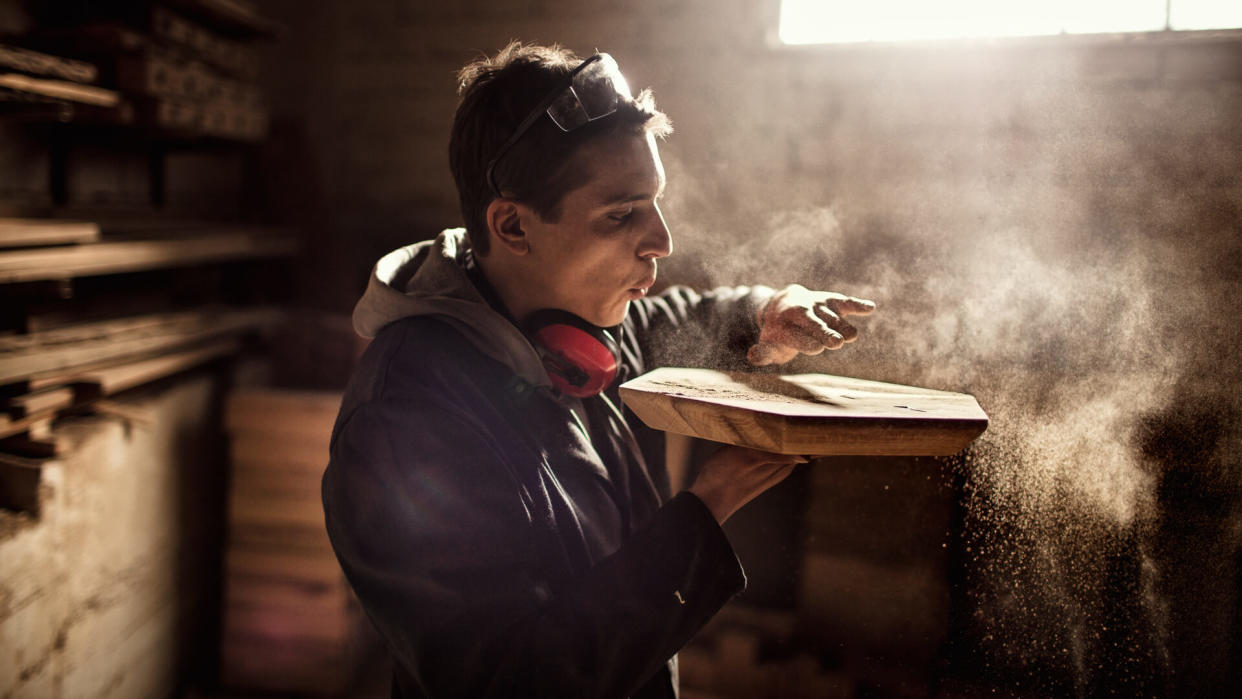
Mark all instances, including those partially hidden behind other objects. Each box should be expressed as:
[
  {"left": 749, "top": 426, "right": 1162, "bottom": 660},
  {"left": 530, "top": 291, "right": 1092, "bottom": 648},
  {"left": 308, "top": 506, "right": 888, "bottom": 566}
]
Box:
[{"left": 608, "top": 209, "right": 633, "bottom": 223}]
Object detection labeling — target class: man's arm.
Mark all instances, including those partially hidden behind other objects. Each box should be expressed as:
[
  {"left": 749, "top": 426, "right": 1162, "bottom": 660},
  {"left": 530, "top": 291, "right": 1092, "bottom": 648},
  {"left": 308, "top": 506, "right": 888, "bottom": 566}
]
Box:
[{"left": 626, "top": 283, "right": 875, "bottom": 371}]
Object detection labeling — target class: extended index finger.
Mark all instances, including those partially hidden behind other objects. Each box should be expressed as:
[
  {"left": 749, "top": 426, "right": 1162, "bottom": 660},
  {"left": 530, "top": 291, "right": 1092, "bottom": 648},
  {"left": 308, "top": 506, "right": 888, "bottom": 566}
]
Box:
[{"left": 832, "top": 296, "right": 876, "bottom": 316}]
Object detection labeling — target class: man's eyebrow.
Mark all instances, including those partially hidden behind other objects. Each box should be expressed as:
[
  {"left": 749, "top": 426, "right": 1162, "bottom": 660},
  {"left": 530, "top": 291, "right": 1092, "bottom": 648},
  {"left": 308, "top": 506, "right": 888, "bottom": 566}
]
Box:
[{"left": 598, "top": 180, "right": 666, "bottom": 207}]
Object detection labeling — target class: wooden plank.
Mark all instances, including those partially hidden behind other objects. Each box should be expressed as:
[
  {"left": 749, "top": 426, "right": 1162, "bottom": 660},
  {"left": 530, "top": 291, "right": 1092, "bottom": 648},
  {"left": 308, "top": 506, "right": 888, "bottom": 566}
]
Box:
[
  {"left": 7, "top": 386, "right": 75, "bottom": 418},
  {"left": 229, "top": 438, "right": 331, "bottom": 475},
  {"left": 225, "top": 574, "right": 348, "bottom": 617},
  {"left": 230, "top": 487, "right": 325, "bottom": 529},
  {"left": 67, "top": 339, "right": 240, "bottom": 395},
  {"left": 0, "top": 42, "right": 97, "bottom": 83},
  {"left": 224, "top": 596, "right": 352, "bottom": 643},
  {"left": 0, "top": 72, "right": 119, "bottom": 107},
  {"left": 226, "top": 548, "right": 344, "bottom": 585},
  {"left": 619, "top": 368, "right": 988, "bottom": 457},
  {"left": 220, "top": 634, "right": 354, "bottom": 693},
  {"left": 0, "top": 218, "right": 100, "bottom": 248},
  {"left": 0, "top": 231, "right": 296, "bottom": 284},
  {"left": 228, "top": 521, "right": 334, "bottom": 555},
  {"left": 230, "top": 463, "right": 323, "bottom": 502},
  {"left": 225, "top": 390, "right": 341, "bottom": 441},
  {"left": 0, "top": 397, "right": 73, "bottom": 439},
  {"left": 3, "top": 308, "right": 277, "bottom": 385}
]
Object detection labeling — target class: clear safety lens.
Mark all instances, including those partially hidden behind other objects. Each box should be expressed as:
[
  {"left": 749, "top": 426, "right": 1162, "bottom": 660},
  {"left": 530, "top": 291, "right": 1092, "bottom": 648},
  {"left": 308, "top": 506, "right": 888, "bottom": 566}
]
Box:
[{"left": 546, "top": 54, "right": 632, "bottom": 132}]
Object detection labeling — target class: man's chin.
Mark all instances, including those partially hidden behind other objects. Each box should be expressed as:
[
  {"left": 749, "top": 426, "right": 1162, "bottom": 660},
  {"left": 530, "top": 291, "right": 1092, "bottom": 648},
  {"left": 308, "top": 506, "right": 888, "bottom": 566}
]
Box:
[{"left": 593, "top": 301, "right": 629, "bottom": 329}]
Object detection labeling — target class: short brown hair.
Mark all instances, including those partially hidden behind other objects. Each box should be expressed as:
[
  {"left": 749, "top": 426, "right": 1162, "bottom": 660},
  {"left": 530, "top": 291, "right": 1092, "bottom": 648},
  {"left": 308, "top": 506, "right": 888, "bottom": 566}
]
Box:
[{"left": 449, "top": 42, "right": 671, "bottom": 255}]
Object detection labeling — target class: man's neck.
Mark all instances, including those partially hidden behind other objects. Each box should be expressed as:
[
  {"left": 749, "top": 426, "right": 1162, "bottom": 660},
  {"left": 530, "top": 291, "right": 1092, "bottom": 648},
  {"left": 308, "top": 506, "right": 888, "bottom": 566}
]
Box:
[{"left": 474, "top": 254, "right": 537, "bottom": 325}]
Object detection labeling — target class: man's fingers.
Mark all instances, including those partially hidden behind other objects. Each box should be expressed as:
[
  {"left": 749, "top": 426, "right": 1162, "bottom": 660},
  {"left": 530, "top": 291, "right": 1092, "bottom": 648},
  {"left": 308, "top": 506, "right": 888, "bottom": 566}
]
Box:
[
  {"left": 783, "top": 311, "right": 844, "bottom": 351},
  {"left": 834, "top": 296, "right": 876, "bottom": 316},
  {"left": 747, "top": 342, "right": 798, "bottom": 366},
  {"left": 780, "top": 322, "right": 837, "bottom": 353},
  {"left": 812, "top": 305, "right": 858, "bottom": 343}
]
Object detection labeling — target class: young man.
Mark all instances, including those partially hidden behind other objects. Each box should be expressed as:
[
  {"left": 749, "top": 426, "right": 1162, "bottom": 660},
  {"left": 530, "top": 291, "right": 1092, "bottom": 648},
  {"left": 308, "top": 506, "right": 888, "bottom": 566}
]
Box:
[{"left": 322, "top": 44, "right": 874, "bottom": 698}]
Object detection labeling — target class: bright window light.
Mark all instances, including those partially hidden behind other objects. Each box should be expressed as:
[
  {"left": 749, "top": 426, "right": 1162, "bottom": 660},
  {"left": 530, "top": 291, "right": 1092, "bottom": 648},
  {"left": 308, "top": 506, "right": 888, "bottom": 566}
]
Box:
[
  {"left": 779, "top": 0, "right": 1241, "bottom": 45},
  {"left": 1171, "top": 0, "right": 1242, "bottom": 30}
]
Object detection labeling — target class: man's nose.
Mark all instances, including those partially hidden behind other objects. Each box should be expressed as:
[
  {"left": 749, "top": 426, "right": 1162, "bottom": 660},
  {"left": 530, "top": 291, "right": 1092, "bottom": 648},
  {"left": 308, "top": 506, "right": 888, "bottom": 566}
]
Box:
[{"left": 638, "top": 205, "right": 672, "bottom": 260}]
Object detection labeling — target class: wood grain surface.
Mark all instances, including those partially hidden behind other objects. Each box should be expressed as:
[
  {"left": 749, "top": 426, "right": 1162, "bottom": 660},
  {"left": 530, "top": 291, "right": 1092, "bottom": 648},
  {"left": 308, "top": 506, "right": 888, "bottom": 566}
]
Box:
[{"left": 619, "top": 367, "right": 988, "bottom": 456}]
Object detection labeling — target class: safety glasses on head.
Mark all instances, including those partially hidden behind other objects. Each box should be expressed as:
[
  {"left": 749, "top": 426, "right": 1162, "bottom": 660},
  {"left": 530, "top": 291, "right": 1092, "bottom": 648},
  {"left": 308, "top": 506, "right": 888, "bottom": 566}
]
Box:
[{"left": 486, "top": 53, "right": 632, "bottom": 199}]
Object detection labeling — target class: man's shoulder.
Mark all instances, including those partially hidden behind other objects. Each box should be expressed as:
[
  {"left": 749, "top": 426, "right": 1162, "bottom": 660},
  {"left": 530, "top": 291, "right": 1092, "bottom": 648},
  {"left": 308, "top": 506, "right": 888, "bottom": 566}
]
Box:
[{"left": 345, "top": 316, "right": 496, "bottom": 401}]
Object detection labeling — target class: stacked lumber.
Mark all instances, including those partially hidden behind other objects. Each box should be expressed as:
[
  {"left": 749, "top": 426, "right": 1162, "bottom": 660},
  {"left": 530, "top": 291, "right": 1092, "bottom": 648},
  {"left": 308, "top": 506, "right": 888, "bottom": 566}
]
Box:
[
  {"left": 0, "top": 41, "right": 120, "bottom": 114},
  {"left": 0, "top": 307, "right": 278, "bottom": 461},
  {"left": 14, "top": 0, "right": 278, "bottom": 139},
  {"left": 221, "top": 390, "right": 377, "bottom": 693}
]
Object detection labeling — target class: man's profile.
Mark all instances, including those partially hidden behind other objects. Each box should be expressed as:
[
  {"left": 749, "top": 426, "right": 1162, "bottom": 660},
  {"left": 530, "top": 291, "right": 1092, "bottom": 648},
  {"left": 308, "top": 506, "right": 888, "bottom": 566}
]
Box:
[{"left": 322, "top": 42, "right": 874, "bottom": 698}]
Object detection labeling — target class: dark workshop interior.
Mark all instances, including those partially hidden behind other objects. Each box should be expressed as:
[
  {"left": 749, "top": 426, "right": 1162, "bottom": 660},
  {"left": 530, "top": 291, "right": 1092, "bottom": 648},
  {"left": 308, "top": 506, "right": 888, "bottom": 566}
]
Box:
[{"left": 1, "top": 1, "right": 1241, "bottom": 697}]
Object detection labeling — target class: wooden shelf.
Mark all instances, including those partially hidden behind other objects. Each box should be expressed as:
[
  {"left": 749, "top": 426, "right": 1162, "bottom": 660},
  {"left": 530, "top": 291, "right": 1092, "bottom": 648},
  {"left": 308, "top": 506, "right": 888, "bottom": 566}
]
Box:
[
  {"left": 0, "top": 230, "right": 296, "bottom": 284},
  {"left": 0, "top": 218, "right": 100, "bottom": 248}
]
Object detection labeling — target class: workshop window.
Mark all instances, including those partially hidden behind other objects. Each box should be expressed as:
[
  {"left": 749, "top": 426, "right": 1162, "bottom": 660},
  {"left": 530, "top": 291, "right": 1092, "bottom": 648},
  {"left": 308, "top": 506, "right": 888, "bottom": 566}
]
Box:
[{"left": 779, "top": 0, "right": 1242, "bottom": 44}]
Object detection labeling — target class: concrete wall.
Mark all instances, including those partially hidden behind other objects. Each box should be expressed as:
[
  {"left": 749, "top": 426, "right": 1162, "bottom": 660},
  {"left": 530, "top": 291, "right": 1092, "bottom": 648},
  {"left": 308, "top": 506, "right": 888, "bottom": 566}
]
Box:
[{"left": 0, "top": 372, "right": 229, "bottom": 699}]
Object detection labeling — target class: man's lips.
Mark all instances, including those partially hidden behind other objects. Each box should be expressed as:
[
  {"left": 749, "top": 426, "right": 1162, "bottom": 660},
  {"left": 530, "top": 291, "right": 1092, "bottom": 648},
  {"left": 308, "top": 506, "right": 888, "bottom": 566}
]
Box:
[{"left": 628, "top": 274, "right": 657, "bottom": 297}]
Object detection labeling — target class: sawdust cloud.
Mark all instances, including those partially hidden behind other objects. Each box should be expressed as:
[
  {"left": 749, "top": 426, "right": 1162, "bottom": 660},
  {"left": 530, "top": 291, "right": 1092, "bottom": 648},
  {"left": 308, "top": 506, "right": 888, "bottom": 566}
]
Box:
[{"left": 654, "top": 116, "right": 1242, "bottom": 693}]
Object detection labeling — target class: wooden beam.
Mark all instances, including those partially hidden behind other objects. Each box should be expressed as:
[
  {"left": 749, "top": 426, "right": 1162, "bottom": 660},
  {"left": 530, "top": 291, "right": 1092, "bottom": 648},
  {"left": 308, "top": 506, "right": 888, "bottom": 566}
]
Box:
[{"left": 0, "top": 231, "right": 296, "bottom": 284}]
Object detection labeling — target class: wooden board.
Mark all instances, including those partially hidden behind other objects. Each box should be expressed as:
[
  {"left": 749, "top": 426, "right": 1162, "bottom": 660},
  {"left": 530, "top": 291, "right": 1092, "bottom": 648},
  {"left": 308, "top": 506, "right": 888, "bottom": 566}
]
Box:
[
  {"left": 0, "top": 72, "right": 119, "bottom": 106},
  {"left": 4, "top": 308, "right": 278, "bottom": 385},
  {"left": 0, "top": 218, "right": 100, "bottom": 248},
  {"left": 0, "top": 231, "right": 295, "bottom": 284},
  {"left": 0, "top": 43, "right": 98, "bottom": 83},
  {"left": 619, "top": 367, "right": 988, "bottom": 457}
]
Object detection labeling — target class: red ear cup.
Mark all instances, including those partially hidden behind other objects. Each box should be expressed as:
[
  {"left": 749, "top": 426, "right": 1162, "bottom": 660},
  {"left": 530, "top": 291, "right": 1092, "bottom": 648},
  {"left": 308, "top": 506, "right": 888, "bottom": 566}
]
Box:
[{"left": 526, "top": 310, "right": 620, "bottom": 398}]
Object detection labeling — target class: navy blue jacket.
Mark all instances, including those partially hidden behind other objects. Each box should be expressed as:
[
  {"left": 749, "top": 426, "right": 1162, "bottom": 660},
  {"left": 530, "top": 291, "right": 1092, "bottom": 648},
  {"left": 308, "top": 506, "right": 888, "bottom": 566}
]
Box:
[{"left": 323, "top": 232, "right": 773, "bottom": 698}]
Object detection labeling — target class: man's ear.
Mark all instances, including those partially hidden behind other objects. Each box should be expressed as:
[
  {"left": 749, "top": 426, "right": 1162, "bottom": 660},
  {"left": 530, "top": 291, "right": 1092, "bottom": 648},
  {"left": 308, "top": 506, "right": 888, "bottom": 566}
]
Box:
[{"left": 486, "top": 198, "right": 531, "bottom": 256}]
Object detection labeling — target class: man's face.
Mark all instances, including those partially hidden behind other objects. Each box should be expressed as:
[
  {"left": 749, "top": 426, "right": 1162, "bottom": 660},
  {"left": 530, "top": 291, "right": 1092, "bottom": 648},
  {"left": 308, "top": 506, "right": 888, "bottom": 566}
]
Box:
[{"left": 520, "top": 131, "right": 672, "bottom": 327}]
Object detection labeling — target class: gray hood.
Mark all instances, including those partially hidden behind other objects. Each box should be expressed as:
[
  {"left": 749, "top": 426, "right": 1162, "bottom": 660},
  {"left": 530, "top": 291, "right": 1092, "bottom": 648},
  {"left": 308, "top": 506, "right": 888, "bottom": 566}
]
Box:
[{"left": 352, "top": 228, "right": 552, "bottom": 389}]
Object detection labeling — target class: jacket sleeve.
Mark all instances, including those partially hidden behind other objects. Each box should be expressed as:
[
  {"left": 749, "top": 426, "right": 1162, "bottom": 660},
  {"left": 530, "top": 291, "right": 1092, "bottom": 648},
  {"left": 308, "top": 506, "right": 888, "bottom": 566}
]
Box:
[
  {"left": 625, "top": 284, "right": 776, "bottom": 371},
  {"left": 323, "top": 372, "right": 745, "bottom": 698}
]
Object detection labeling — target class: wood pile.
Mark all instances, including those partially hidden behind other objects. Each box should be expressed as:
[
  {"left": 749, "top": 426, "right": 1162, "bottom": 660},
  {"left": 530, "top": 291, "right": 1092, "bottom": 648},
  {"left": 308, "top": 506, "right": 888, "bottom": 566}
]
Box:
[
  {"left": 221, "top": 390, "right": 377, "bottom": 694},
  {"left": 0, "top": 215, "right": 294, "bottom": 512},
  {"left": 10, "top": 0, "right": 278, "bottom": 139}
]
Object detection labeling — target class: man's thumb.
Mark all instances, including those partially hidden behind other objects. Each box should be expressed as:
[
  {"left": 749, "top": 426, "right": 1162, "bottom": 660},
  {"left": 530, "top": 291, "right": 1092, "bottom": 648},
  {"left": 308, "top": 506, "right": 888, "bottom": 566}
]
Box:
[{"left": 747, "top": 342, "right": 788, "bottom": 366}]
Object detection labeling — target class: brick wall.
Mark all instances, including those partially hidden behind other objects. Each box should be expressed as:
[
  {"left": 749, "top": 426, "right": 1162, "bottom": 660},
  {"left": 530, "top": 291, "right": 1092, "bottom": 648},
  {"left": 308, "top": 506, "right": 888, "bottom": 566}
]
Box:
[{"left": 255, "top": 2, "right": 1242, "bottom": 695}]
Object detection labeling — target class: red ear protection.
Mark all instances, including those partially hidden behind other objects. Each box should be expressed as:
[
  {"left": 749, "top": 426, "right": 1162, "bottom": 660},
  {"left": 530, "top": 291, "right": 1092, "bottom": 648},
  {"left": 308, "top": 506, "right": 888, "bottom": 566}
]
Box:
[{"left": 525, "top": 309, "right": 620, "bottom": 398}]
